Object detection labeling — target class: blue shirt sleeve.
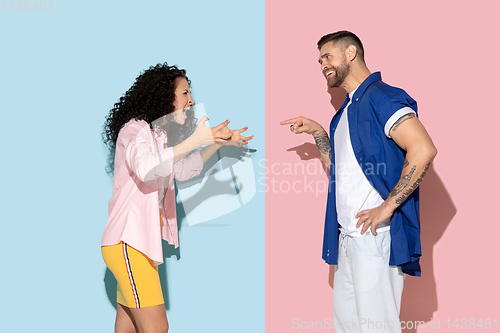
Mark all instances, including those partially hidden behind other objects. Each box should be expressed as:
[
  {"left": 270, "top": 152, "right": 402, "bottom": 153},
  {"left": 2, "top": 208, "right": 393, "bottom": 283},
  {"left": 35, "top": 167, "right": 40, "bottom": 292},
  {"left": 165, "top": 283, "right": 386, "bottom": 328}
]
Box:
[
  {"left": 374, "top": 92, "right": 418, "bottom": 132},
  {"left": 384, "top": 107, "right": 416, "bottom": 138}
]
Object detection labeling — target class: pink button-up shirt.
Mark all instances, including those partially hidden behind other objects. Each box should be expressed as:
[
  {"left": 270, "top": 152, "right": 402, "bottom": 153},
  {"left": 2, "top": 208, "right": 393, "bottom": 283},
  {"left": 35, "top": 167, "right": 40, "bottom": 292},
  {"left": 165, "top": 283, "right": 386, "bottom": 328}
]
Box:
[{"left": 101, "top": 119, "right": 203, "bottom": 265}]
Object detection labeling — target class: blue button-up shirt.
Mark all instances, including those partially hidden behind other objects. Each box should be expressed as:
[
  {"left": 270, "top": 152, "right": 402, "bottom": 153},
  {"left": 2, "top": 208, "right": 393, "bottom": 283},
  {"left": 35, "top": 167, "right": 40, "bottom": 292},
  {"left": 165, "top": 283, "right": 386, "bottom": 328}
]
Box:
[{"left": 323, "top": 72, "right": 422, "bottom": 276}]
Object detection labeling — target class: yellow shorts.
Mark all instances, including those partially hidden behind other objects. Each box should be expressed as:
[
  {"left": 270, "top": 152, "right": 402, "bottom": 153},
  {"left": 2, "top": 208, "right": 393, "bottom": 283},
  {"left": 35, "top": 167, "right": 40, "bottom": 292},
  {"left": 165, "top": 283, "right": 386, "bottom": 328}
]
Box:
[{"left": 101, "top": 241, "right": 164, "bottom": 308}]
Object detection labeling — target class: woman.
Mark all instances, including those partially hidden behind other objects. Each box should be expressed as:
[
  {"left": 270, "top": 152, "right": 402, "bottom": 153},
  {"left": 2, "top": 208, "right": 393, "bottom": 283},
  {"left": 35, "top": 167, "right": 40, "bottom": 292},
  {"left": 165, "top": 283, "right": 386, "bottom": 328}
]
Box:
[{"left": 101, "top": 63, "right": 253, "bottom": 333}]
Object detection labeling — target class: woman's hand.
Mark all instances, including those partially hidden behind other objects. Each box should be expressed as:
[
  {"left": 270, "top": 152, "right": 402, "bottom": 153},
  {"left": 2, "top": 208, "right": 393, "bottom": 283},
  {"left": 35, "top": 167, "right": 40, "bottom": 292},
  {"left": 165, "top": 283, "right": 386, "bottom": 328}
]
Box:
[
  {"left": 211, "top": 118, "right": 234, "bottom": 142},
  {"left": 193, "top": 116, "right": 233, "bottom": 146},
  {"left": 219, "top": 126, "right": 254, "bottom": 147}
]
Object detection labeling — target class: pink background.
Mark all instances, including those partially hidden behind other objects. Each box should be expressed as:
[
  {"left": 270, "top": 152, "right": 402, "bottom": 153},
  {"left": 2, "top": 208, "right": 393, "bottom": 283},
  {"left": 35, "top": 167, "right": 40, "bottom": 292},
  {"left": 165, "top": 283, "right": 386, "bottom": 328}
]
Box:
[{"left": 266, "top": 1, "right": 500, "bottom": 332}]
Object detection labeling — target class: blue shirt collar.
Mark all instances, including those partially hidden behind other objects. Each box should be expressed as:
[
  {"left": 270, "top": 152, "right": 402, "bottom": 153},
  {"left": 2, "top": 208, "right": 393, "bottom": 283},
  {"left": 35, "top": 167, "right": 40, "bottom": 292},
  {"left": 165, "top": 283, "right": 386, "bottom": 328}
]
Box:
[
  {"left": 334, "top": 72, "right": 382, "bottom": 116},
  {"left": 351, "top": 71, "right": 382, "bottom": 102},
  {"left": 348, "top": 87, "right": 358, "bottom": 100}
]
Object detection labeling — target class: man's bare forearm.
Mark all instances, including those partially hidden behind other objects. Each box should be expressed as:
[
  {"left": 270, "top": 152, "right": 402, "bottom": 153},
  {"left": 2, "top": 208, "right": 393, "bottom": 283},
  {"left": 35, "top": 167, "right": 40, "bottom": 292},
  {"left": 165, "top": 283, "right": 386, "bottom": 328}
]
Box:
[
  {"left": 313, "top": 128, "right": 332, "bottom": 174},
  {"left": 386, "top": 149, "right": 436, "bottom": 210}
]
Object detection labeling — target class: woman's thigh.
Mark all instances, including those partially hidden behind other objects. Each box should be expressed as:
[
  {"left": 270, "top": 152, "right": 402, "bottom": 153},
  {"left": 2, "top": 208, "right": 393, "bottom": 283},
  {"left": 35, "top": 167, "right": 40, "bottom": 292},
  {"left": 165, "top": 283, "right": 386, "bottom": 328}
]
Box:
[
  {"left": 102, "top": 242, "right": 164, "bottom": 308},
  {"left": 129, "top": 303, "right": 169, "bottom": 333},
  {"left": 116, "top": 304, "right": 138, "bottom": 333}
]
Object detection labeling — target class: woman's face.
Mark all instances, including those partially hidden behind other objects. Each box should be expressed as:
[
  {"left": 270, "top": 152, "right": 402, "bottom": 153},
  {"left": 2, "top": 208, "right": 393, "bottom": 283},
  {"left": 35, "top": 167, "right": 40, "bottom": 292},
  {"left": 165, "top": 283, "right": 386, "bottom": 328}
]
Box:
[{"left": 171, "top": 77, "right": 194, "bottom": 125}]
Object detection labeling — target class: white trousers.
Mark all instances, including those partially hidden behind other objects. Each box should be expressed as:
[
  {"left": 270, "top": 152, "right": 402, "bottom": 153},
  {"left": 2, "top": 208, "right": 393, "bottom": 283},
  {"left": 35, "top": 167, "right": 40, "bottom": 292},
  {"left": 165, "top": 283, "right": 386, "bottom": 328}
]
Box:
[{"left": 333, "top": 231, "right": 406, "bottom": 333}]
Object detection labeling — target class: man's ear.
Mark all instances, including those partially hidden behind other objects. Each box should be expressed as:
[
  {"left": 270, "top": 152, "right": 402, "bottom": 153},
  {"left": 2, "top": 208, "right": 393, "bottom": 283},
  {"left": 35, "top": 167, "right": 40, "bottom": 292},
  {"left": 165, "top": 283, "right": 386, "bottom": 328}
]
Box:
[{"left": 346, "top": 44, "right": 357, "bottom": 61}]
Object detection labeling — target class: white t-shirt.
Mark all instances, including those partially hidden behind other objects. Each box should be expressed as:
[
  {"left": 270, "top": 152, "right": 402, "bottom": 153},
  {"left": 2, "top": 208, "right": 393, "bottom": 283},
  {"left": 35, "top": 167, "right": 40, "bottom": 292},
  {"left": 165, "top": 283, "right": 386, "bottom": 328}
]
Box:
[{"left": 334, "top": 89, "right": 415, "bottom": 236}]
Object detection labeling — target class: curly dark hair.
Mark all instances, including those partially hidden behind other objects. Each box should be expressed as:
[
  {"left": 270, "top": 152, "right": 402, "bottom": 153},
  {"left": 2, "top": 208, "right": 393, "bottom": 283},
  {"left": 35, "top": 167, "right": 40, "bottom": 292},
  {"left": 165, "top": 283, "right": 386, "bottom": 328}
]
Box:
[{"left": 102, "top": 63, "right": 198, "bottom": 173}]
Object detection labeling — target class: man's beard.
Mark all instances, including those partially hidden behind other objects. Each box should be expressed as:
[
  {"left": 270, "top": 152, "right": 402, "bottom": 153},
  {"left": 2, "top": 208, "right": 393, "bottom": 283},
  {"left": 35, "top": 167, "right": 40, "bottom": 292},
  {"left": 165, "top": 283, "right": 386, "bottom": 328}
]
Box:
[{"left": 327, "top": 58, "right": 350, "bottom": 88}]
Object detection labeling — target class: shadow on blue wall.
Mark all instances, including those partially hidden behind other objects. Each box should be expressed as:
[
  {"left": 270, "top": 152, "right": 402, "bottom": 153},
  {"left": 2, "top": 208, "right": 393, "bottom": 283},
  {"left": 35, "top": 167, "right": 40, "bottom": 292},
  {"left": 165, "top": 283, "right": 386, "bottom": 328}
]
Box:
[{"left": 103, "top": 145, "right": 256, "bottom": 311}]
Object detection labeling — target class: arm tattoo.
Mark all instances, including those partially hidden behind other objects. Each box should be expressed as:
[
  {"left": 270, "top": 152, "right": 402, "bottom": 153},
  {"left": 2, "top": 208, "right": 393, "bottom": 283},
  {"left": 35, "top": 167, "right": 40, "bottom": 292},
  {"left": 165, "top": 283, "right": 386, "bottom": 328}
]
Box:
[
  {"left": 402, "top": 158, "right": 409, "bottom": 169},
  {"left": 390, "top": 165, "right": 416, "bottom": 197},
  {"left": 313, "top": 130, "right": 332, "bottom": 162},
  {"left": 394, "top": 162, "right": 430, "bottom": 205},
  {"left": 391, "top": 113, "right": 416, "bottom": 132}
]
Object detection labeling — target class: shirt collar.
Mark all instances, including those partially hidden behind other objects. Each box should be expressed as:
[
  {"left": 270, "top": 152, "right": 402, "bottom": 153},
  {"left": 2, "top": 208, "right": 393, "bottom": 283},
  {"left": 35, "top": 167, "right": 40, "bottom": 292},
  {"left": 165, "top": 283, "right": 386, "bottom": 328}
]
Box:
[
  {"left": 348, "top": 87, "right": 358, "bottom": 101},
  {"left": 351, "top": 71, "right": 382, "bottom": 102},
  {"left": 334, "top": 72, "right": 381, "bottom": 117}
]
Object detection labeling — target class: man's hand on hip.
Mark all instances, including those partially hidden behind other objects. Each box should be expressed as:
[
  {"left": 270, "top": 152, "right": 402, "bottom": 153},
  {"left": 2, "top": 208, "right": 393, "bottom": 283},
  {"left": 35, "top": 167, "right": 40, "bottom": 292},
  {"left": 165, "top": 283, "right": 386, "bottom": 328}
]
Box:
[{"left": 355, "top": 202, "right": 394, "bottom": 235}]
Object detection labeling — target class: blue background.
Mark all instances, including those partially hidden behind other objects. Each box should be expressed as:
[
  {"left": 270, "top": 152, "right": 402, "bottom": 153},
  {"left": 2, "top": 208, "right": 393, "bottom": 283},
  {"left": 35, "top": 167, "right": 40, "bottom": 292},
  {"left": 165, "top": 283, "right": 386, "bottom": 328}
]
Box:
[{"left": 0, "top": 0, "right": 265, "bottom": 332}]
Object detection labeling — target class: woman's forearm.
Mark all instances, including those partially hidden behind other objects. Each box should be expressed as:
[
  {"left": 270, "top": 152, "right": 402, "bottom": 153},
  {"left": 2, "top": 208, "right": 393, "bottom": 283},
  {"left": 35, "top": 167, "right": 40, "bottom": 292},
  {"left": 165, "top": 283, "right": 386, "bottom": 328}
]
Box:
[
  {"left": 172, "top": 135, "right": 201, "bottom": 164},
  {"left": 199, "top": 144, "right": 220, "bottom": 164}
]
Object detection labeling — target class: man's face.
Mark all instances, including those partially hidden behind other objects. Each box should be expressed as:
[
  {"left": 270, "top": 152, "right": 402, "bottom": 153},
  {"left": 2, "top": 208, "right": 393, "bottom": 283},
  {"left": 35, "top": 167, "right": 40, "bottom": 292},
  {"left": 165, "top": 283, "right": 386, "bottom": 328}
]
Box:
[{"left": 318, "top": 41, "right": 350, "bottom": 89}]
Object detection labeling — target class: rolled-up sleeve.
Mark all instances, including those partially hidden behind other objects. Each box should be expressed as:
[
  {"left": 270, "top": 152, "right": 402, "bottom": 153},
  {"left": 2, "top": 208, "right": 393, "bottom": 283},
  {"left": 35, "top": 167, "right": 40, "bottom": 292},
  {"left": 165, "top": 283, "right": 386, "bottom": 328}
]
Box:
[
  {"left": 121, "top": 121, "right": 175, "bottom": 184},
  {"left": 173, "top": 151, "right": 203, "bottom": 181},
  {"left": 384, "top": 107, "right": 416, "bottom": 138},
  {"left": 374, "top": 93, "right": 418, "bottom": 131}
]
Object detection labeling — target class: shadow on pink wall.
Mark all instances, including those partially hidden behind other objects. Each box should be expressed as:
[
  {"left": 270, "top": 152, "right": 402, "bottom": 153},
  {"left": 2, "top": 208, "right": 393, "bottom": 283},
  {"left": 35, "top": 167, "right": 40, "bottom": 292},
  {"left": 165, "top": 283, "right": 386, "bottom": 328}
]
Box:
[
  {"left": 291, "top": 144, "right": 455, "bottom": 333},
  {"left": 399, "top": 164, "right": 456, "bottom": 332},
  {"left": 290, "top": 87, "right": 456, "bottom": 332}
]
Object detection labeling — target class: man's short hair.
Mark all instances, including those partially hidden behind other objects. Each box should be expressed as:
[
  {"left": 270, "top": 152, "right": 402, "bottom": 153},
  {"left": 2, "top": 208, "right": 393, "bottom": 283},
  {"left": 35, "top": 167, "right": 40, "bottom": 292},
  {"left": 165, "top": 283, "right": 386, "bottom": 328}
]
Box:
[{"left": 317, "top": 31, "right": 365, "bottom": 62}]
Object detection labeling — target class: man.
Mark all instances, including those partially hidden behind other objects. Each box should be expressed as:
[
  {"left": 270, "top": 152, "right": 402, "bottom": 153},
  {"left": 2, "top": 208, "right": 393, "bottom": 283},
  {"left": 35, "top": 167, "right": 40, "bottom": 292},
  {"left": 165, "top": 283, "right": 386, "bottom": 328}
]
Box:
[{"left": 281, "top": 31, "right": 437, "bottom": 332}]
